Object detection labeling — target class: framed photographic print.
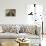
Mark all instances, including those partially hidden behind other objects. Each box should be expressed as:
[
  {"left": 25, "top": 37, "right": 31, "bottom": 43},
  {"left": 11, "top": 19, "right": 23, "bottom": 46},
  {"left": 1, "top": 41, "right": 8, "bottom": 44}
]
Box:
[{"left": 5, "top": 9, "right": 16, "bottom": 16}]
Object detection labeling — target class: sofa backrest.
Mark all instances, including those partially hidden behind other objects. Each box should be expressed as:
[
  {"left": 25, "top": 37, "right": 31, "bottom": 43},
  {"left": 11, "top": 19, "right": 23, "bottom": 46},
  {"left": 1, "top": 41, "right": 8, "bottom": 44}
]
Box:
[{"left": 0, "top": 24, "right": 41, "bottom": 36}]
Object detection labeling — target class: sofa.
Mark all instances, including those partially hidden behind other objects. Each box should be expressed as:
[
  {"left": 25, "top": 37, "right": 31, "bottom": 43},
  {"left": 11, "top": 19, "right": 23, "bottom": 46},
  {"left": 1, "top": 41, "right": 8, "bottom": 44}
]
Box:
[{"left": 0, "top": 24, "right": 41, "bottom": 39}]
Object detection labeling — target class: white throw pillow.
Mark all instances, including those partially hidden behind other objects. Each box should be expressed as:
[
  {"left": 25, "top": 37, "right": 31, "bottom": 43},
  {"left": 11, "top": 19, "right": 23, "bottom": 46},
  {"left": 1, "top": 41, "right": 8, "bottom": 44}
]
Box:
[
  {"left": 0, "top": 26, "right": 3, "bottom": 33},
  {"left": 25, "top": 25, "right": 35, "bottom": 35}
]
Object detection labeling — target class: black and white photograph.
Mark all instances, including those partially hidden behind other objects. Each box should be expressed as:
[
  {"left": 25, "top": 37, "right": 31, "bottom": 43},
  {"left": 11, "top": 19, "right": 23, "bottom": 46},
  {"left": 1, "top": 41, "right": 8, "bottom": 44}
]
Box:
[{"left": 5, "top": 9, "right": 16, "bottom": 16}]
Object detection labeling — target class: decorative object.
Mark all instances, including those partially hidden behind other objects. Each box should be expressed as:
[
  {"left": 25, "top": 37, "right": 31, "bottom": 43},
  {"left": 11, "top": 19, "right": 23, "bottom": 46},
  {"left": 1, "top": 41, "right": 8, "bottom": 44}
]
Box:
[
  {"left": 26, "top": 0, "right": 43, "bottom": 21},
  {"left": 28, "top": 12, "right": 33, "bottom": 15},
  {"left": 16, "top": 38, "right": 30, "bottom": 46},
  {"left": 5, "top": 9, "right": 16, "bottom": 16},
  {"left": 26, "top": 0, "right": 43, "bottom": 40},
  {"left": 19, "top": 39, "right": 30, "bottom": 46}
]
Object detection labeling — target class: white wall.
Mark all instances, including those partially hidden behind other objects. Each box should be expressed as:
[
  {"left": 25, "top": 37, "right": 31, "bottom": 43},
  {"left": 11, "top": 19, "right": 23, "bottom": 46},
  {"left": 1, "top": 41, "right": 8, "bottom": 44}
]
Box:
[
  {"left": 0, "top": 0, "right": 46, "bottom": 24},
  {"left": 0, "top": 0, "right": 46, "bottom": 33},
  {"left": 0, "top": 0, "right": 27, "bottom": 24}
]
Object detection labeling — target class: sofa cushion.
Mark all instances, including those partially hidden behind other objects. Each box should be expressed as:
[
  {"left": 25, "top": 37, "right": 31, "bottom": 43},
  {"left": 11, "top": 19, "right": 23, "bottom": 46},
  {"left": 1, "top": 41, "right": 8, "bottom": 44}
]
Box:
[
  {"left": 0, "top": 26, "right": 3, "bottom": 33},
  {"left": 2, "top": 25, "right": 17, "bottom": 33},
  {"left": 24, "top": 25, "right": 36, "bottom": 35},
  {"left": 19, "top": 25, "right": 25, "bottom": 33}
]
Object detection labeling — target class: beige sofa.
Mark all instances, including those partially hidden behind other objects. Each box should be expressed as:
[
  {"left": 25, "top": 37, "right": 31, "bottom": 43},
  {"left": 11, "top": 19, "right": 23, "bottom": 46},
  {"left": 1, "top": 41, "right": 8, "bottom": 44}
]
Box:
[{"left": 0, "top": 24, "right": 41, "bottom": 39}]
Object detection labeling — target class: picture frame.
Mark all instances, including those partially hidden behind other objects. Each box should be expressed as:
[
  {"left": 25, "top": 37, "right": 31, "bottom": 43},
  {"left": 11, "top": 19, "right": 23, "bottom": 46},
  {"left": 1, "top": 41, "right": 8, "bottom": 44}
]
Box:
[{"left": 5, "top": 9, "right": 16, "bottom": 16}]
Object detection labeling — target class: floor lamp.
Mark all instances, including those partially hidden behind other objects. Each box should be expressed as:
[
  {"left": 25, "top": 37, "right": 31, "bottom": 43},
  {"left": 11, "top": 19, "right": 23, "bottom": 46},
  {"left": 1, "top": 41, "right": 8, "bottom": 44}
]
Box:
[{"left": 41, "top": 14, "right": 43, "bottom": 40}]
